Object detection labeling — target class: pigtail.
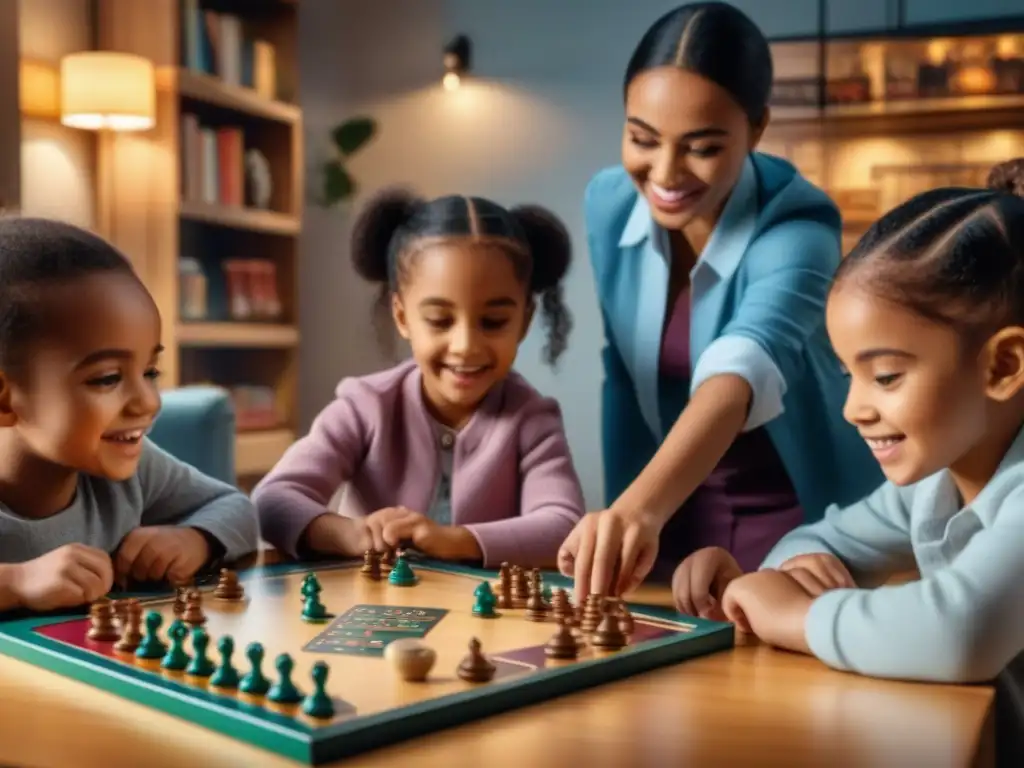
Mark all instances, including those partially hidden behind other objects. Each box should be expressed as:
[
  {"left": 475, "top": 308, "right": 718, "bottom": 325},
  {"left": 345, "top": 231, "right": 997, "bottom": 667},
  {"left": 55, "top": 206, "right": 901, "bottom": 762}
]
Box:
[
  {"left": 350, "top": 188, "right": 423, "bottom": 350},
  {"left": 510, "top": 205, "right": 573, "bottom": 367}
]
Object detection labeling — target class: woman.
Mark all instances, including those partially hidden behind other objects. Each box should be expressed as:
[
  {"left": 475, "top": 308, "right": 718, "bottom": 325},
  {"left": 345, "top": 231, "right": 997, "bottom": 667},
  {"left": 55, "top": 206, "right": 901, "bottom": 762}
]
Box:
[{"left": 559, "top": 2, "right": 883, "bottom": 602}]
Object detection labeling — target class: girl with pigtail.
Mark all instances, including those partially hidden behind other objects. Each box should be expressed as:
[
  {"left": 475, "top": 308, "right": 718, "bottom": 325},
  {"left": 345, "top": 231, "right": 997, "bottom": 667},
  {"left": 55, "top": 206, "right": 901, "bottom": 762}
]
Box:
[{"left": 253, "top": 191, "right": 586, "bottom": 568}]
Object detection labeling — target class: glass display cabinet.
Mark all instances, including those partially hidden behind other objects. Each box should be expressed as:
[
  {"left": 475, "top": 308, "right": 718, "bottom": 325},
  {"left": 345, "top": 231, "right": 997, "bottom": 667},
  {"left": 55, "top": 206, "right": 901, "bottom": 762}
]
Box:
[{"left": 763, "top": 17, "right": 1024, "bottom": 252}]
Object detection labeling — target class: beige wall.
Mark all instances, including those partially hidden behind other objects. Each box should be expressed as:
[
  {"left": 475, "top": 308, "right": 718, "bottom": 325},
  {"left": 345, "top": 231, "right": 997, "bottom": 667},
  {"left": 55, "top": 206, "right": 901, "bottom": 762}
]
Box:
[{"left": 18, "top": 0, "right": 96, "bottom": 228}]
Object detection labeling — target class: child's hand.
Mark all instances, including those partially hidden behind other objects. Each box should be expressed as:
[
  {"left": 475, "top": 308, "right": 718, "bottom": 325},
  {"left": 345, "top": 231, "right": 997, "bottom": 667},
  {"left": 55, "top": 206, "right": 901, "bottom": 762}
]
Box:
[
  {"left": 777, "top": 553, "right": 855, "bottom": 595},
  {"left": 671, "top": 546, "right": 744, "bottom": 619},
  {"left": 9, "top": 544, "right": 114, "bottom": 611},
  {"left": 721, "top": 569, "right": 815, "bottom": 652},
  {"left": 378, "top": 510, "right": 482, "bottom": 561},
  {"left": 363, "top": 506, "right": 420, "bottom": 552},
  {"left": 115, "top": 526, "right": 211, "bottom": 586}
]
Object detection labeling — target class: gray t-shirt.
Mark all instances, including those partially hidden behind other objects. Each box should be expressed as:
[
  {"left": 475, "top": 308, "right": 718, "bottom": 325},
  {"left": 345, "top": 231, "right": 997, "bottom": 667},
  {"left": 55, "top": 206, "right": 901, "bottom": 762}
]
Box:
[{"left": 0, "top": 439, "right": 259, "bottom": 565}]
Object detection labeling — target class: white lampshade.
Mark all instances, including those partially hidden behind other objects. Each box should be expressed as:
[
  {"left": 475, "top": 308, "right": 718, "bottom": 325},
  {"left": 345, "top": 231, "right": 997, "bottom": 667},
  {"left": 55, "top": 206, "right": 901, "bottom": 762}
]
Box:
[{"left": 60, "top": 52, "right": 155, "bottom": 131}]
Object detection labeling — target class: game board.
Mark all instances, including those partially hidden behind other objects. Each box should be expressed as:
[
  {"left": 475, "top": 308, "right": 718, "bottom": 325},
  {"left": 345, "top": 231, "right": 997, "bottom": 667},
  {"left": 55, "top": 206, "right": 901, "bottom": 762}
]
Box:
[{"left": 0, "top": 559, "right": 733, "bottom": 764}]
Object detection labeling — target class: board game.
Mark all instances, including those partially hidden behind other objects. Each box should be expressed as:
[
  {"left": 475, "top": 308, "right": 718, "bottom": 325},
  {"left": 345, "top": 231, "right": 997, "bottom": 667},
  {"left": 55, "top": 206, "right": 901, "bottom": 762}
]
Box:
[{"left": 0, "top": 556, "right": 733, "bottom": 764}]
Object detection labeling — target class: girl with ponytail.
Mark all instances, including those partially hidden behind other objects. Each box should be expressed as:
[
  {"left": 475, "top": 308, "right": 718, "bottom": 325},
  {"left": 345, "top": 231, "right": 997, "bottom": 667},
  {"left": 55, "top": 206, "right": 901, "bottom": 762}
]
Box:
[
  {"left": 253, "top": 191, "right": 585, "bottom": 568},
  {"left": 682, "top": 158, "right": 1024, "bottom": 762}
]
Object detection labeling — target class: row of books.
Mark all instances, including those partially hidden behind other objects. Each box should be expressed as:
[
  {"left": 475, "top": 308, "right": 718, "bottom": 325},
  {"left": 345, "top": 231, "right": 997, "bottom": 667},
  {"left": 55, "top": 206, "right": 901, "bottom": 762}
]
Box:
[
  {"left": 180, "top": 113, "right": 245, "bottom": 207},
  {"left": 180, "top": 257, "right": 283, "bottom": 323},
  {"left": 180, "top": 0, "right": 277, "bottom": 100}
]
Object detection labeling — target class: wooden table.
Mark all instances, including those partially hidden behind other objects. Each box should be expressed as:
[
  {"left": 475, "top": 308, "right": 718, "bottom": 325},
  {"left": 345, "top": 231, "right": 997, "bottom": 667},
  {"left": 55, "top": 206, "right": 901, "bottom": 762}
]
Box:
[{"left": 0, "top": 579, "right": 994, "bottom": 768}]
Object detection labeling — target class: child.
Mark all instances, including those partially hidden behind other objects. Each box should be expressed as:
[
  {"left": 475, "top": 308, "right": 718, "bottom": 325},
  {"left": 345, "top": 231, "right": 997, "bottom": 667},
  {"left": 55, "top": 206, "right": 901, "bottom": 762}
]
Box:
[
  {"left": 672, "top": 160, "right": 1024, "bottom": 761},
  {"left": 0, "top": 218, "right": 259, "bottom": 613},
  {"left": 254, "top": 190, "right": 585, "bottom": 567}
]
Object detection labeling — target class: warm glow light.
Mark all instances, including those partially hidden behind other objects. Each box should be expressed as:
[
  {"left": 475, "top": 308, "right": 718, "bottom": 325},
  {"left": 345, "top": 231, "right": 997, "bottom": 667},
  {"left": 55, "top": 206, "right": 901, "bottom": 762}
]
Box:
[
  {"left": 60, "top": 52, "right": 155, "bottom": 131},
  {"left": 443, "top": 72, "right": 461, "bottom": 91},
  {"left": 19, "top": 60, "right": 61, "bottom": 118}
]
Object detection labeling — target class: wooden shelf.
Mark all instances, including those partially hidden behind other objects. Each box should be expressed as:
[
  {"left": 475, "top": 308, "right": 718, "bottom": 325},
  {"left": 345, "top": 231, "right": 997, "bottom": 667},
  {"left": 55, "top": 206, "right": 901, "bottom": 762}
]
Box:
[
  {"left": 177, "top": 322, "right": 299, "bottom": 348},
  {"left": 177, "top": 69, "right": 300, "bottom": 124},
  {"left": 179, "top": 201, "right": 300, "bottom": 235},
  {"left": 769, "top": 93, "right": 1024, "bottom": 138},
  {"left": 235, "top": 428, "right": 294, "bottom": 477}
]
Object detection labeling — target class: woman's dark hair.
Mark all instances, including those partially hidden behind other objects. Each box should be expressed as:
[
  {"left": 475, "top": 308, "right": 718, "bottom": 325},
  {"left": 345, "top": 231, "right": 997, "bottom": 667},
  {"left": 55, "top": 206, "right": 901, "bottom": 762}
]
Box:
[
  {"left": 624, "top": 2, "right": 773, "bottom": 126},
  {"left": 350, "top": 190, "right": 573, "bottom": 366},
  {"left": 0, "top": 217, "right": 135, "bottom": 368},
  {"left": 833, "top": 158, "right": 1024, "bottom": 340}
]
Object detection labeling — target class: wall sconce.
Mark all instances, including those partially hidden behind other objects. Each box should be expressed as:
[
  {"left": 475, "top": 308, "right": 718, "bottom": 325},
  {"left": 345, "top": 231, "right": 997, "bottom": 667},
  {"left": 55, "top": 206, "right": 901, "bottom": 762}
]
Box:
[
  {"left": 60, "top": 52, "right": 155, "bottom": 131},
  {"left": 443, "top": 35, "right": 471, "bottom": 91}
]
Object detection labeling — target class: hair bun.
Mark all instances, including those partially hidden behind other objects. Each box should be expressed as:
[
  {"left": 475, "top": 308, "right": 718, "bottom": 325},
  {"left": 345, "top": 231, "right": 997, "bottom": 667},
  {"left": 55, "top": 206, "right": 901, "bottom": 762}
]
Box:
[
  {"left": 350, "top": 187, "right": 422, "bottom": 283},
  {"left": 510, "top": 205, "right": 572, "bottom": 290},
  {"left": 986, "top": 158, "right": 1024, "bottom": 198}
]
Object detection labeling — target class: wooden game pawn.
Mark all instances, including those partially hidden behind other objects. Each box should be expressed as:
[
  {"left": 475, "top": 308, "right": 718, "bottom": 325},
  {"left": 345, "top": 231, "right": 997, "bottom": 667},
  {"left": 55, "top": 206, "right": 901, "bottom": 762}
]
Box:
[
  {"left": 456, "top": 637, "right": 495, "bottom": 683},
  {"left": 361, "top": 550, "right": 382, "bottom": 580},
  {"left": 615, "top": 601, "right": 635, "bottom": 636},
  {"left": 580, "top": 596, "right": 603, "bottom": 633},
  {"left": 495, "top": 562, "right": 513, "bottom": 609},
  {"left": 114, "top": 602, "right": 144, "bottom": 653},
  {"left": 525, "top": 586, "right": 549, "bottom": 622},
  {"left": 214, "top": 569, "right": 245, "bottom": 601},
  {"left": 591, "top": 611, "right": 627, "bottom": 651},
  {"left": 173, "top": 586, "right": 189, "bottom": 616},
  {"left": 111, "top": 598, "right": 129, "bottom": 630},
  {"left": 511, "top": 567, "right": 529, "bottom": 608},
  {"left": 550, "top": 588, "right": 568, "bottom": 620},
  {"left": 87, "top": 598, "right": 119, "bottom": 641},
  {"left": 544, "top": 619, "right": 579, "bottom": 660},
  {"left": 182, "top": 590, "right": 207, "bottom": 626},
  {"left": 530, "top": 568, "right": 542, "bottom": 593}
]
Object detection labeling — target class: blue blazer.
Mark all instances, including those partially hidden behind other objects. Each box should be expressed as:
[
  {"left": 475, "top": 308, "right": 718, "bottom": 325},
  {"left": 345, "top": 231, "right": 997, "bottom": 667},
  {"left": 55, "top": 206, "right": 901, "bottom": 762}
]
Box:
[{"left": 585, "top": 152, "right": 883, "bottom": 522}]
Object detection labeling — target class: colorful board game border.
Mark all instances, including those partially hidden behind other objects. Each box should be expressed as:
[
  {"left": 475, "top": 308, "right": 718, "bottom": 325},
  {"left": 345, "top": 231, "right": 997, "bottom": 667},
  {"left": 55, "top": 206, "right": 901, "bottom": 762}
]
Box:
[{"left": 0, "top": 559, "right": 734, "bottom": 764}]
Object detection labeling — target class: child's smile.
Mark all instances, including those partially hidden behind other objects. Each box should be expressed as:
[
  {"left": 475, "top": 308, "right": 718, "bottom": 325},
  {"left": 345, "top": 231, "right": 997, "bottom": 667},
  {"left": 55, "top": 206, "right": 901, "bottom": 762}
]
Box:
[
  {"left": 826, "top": 283, "right": 995, "bottom": 490},
  {"left": 2, "top": 271, "right": 163, "bottom": 493},
  {"left": 393, "top": 243, "right": 530, "bottom": 429}
]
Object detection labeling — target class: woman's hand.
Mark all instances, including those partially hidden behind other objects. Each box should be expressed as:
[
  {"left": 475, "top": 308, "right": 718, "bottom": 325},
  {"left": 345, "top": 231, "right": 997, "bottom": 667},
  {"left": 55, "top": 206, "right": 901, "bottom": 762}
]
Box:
[{"left": 557, "top": 507, "right": 662, "bottom": 601}]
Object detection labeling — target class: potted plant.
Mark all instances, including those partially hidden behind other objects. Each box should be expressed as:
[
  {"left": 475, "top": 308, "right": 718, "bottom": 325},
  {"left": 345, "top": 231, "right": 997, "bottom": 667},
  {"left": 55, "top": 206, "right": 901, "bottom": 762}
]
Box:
[{"left": 320, "top": 116, "right": 377, "bottom": 206}]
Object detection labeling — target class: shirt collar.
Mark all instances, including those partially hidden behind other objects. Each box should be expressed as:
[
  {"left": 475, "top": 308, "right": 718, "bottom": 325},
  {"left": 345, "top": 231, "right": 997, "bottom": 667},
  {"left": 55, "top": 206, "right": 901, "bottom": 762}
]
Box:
[{"left": 618, "top": 156, "right": 759, "bottom": 280}]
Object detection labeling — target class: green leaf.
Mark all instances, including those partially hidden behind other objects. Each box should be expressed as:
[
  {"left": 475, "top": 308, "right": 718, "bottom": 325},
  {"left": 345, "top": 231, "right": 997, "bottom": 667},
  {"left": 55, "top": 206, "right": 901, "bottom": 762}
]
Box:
[
  {"left": 322, "top": 161, "right": 354, "bottom": 204},
  {"left": 331, "top": 117, "right": 376, "bottom": 156}
]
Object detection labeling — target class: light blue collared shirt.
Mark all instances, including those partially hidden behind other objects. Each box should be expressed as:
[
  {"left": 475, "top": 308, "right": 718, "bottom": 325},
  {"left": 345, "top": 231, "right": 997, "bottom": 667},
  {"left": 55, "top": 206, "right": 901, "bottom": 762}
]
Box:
[
  {"left": 763, "top": 424, "right": 1024, "bottom": 685},
  {"left": 584, "top": 151, "right": 884, "bottom": 518},
  {"left": 615, "top": 157, "right": 785, "bottom": 436}
]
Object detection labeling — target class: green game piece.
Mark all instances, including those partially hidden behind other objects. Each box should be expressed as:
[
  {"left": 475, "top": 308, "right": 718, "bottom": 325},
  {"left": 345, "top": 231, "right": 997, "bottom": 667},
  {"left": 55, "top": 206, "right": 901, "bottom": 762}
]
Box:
[
  {"left": 472, "top": 581, "right": 498, "bottom": 618},
  {"left": 301, "top": 661, "right": 334, "bottom": 719},
  {"left": 210, "top": 635, "right": 240, "bottom": 689},
  {"left": 134, "top": 611, "right": 168, "bottom": 660},
  {"left": 301, "top": 592, "right": 330, "bottom": 624},
  {"left": 239, "top": 642, "right": 271, "bottom": 696},
  {"left": 387, "top": 553, "right": 417, "bottom": 586},
  {"left": 300, "top": 573, "right": 321, "bottom": 600},
  {"left": 185, "top": 627, "right": 215, "bottom": 678},
  {"left": 267, "top": 653, "right": 303, "bottom": 705},
  {"left": 160, "top": 620, "right": 190, "bottom": 671}
]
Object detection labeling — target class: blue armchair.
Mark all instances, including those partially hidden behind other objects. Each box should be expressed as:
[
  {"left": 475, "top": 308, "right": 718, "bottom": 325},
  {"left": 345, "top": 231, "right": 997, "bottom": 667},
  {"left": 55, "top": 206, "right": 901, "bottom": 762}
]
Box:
[{"left": 149, "top": 386, "right": 236, "bottom": 485}]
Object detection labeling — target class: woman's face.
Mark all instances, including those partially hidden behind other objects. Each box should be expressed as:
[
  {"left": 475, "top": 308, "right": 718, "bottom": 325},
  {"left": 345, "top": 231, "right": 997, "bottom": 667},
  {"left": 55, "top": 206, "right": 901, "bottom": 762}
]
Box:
[{"left": 622, "top": 66, "right": 765, "bottom": 233}]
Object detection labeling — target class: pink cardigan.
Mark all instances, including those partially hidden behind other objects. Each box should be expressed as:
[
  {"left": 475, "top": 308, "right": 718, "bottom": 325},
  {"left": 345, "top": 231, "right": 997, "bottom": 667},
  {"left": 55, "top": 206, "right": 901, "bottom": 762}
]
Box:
[{"left": 253, "top": 360, "right": 586, "bottom": 566}]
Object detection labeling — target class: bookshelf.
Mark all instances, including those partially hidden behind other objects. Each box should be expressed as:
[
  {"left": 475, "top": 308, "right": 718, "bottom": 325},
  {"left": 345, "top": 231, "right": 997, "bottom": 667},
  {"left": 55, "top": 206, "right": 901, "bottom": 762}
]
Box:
[{"left": 96, "top": 0, "right": 302, "bottom": 484}]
